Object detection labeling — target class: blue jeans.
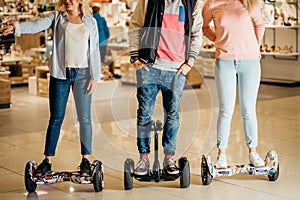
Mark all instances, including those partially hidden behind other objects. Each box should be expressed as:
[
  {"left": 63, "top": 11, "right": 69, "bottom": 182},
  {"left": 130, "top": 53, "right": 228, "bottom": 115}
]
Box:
[
  {"left": 136, "top": 67, "right": 186, "bottom": 155},
  {"left": 215, "top": 59, "right": 261, "bottom": 149},
  {"left": 44, "top": 68, "right": 92, "bottom": 156}
]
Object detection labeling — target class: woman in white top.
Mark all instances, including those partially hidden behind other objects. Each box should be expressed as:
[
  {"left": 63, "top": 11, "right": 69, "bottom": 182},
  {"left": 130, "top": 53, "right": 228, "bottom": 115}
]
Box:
[{"left": 3, "top": 0, "right": 101, "bottom": 176}]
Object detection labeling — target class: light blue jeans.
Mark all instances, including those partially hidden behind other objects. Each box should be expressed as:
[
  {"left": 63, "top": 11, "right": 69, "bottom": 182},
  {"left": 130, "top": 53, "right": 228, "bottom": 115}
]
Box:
[
  {"left": 215, "top": 59, "right": 261, "bottom": 149},
  {"left": 136, "top": 66, "right": 186, "bottom": 155}
]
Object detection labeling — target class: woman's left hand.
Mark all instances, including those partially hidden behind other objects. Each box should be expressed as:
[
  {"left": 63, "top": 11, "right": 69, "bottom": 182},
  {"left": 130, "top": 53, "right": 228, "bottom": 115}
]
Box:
[{"left": 87, "top": 80, "right": 98, "bottom": 95}]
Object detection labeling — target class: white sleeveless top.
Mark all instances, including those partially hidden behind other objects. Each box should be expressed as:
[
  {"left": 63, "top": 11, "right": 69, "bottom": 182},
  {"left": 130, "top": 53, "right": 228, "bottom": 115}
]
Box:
[{"left": 65, "top": 23, "right": 89, "bottom": 68}]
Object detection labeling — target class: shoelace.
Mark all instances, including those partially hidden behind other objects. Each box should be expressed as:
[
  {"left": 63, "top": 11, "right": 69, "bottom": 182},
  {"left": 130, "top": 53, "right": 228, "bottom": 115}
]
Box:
[
  {"left": 218, "top": 155, "right": 226, "bottom": 161},
  {"left": 136, "top": 159, "right": 148, "bottom": 170},
  {"left": 165, "top": 158, "right": 176, "bottom": 168}
]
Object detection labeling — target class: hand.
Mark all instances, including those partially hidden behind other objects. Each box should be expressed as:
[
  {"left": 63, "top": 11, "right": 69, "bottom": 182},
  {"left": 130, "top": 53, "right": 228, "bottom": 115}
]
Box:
[
  {"left": 176, "top": 63, "right": 192, "bottom": 75},
  {"left": 87, "top": 79, "right": 98, "bottom": 95},
  {"left": 1, "top": 25, "right": 15, "bottom": 36},
  {"left": 132, "top": 59, "right": 149, "bottom": 71}
]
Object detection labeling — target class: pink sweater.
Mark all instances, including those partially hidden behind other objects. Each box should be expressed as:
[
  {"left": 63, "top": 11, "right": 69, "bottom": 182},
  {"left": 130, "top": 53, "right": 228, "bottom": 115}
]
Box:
[{"left": 202, "top": 0, "right": 265, "bottom": 60}]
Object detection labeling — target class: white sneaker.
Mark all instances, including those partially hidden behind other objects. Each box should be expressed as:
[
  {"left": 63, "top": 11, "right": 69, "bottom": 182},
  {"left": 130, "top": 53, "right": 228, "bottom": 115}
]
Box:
[
  {"left": 249, "top": 152, "right": 265, "bottom": 168},
  {"left": 216, "top": 154, "right": 227, "bottom": 169}
]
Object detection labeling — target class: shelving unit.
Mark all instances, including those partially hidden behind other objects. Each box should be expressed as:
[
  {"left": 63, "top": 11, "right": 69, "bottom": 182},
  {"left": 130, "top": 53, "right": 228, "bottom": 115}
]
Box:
[
  {"left": 0, "top": 59, "right": 35, "bottom": 85},
  {"left": 260, "top": 0, "right": 300, "bottom": 86},
  {"left": 263, "top": 25, "right": 300, "bottom": 60},
  {"left": 0, "top": 78, "right": 11, "bottom": 108},
  {"left": 262, "top": 0, "right": 299, "bottom": 60},
  {"left": 35, "top": 66, "right": 49, "bottom": 97},
  {"left": 197, "top": 0, "right": 300, "bottom": 86}
]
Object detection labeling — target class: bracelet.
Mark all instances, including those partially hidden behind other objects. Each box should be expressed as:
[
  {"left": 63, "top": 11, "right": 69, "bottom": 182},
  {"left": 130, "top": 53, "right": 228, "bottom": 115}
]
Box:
[
  {"left": 185, "top": 62, "right": 193, "bottom": 68},
  {"left": 130, "top": 57, "right": 139, "bottom": 63}
]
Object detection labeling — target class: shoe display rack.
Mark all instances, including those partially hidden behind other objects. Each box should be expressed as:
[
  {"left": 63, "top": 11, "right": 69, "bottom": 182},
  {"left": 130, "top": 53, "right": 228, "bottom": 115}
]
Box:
[
  {"left": 198, "top": 0, "right": 300, "bottom": 85},
  {"left": 260, "top": 0, "right": 300, "bottom": 87},
  {"left": 262, "top": 0, "right": 299, "bottom": 60}
]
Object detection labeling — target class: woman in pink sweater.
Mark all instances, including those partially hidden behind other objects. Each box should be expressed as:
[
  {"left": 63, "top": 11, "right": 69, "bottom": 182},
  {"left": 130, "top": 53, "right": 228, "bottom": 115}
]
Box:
[{"left": 202, "top": 0, "right": 265, "bottom": 168}]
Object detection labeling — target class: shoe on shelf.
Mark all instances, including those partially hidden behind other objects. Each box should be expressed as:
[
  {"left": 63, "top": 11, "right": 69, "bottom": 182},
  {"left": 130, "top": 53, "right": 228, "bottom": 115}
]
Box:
[
  {"left": 215, "top": 154, "right": 227, "bottom": 169},
  {"left": 134, "top": 158, "right": 150, "bottom": 175},
  {"left": 79, "top": 158, "right": 92, "bottom": 176},
  {"left": 249, "top": 152, "right": 265, "bottom": 168},
  {"left": 163, "top": 157, "right": 179, "bottom": 175},
  {"left": 35, "top": 158, "right": 52, "bottom": 176}
]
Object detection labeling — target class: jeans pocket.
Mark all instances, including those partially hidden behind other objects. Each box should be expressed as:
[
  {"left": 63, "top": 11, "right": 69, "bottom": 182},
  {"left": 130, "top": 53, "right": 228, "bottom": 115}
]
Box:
[{"left": 180, "top": 72, "right": 187, "bottom": 78}]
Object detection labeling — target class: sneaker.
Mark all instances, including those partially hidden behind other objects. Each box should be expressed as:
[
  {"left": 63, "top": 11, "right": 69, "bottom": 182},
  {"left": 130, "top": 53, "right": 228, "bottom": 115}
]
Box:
[
  {"left": 134, "top": 158, "right": 150, "bottom": 175},
  {"left": 215, "top": 154, "right": 227, "bottom": 169},
  {"left": 163, "top": 157, "right": 179, "bottom": 175},
  {"left": 79, "top": 158, "right": 91, "bottom": 176},
  {"left": 249, "top": 152, "right": 265, "bottom": 168},
  {"left": 35, "top": 158, "right": 52, "bottom": 176}
]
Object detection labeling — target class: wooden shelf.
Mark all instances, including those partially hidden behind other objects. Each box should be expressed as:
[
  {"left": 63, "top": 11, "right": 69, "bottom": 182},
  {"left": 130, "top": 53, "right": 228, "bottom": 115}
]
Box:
[
  {"left": 0, "top": 78, "right": 11, "bottom": 108},
  {"left": 261, "top": 78, "right": 300, "bottom": 87},
  {"left": 261, "top": 52, "right": 300, "bottom": 56},
  {"left": 265, "top": 25, "right": 300, "bottom": 29},
  {"left": 35, "top": 66, "right": 49, "bottom": 97}
]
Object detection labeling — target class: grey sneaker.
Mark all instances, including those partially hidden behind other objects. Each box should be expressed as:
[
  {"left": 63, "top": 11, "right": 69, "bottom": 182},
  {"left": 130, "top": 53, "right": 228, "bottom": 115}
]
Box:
[
  {"left": 215, "top": 154, "right": 227, "bottom": 169},
  {"left": 163, "top": 157, "right": 179, "bottom": 175},
  {"left": 134, "top": 158, "right": 149, "bottom": 175},
  {"left": 249, "top": 152, "right": 265, "bottom": 168}
]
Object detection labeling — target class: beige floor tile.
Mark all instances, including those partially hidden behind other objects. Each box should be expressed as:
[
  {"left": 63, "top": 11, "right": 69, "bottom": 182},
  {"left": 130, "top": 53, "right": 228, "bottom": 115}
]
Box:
[
  {"left": 0, "top": 142, "right": 40, "bottom": 164},
  {"left": 1, "top": 153, "right": 41, "bottom": 174},
  {"left": 0, "top": 132, "right": 45, "bottom": 146},
  {"left": 0, "top": 173, "right": 26, "bottom": 192},
  {"left": 218, "top": 175, "right": 299, "bottom": 200},
  {"left": 0, "top": 167, "right": 14, "bottom": 175}
]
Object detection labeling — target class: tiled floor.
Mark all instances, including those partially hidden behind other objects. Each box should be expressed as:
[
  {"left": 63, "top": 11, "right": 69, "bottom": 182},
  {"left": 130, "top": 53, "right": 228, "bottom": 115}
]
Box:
[{"left": 0, "top": 79, "right": 300, "bottom": 200}]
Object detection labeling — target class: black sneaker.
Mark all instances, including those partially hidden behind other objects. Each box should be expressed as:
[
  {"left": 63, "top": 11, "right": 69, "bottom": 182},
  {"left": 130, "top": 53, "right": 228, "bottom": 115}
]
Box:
[
  {"left": 35, "top": 158, "right": 52, "bottom": 176},
  {"left": 79, "top": 158, "right": 91, "bottom": 176},
  {"left": 163, "top": 157, "right": 179, "bottom": 175},
  {"left": 134, "top": 158, "right": 149, "bottom": 175}
]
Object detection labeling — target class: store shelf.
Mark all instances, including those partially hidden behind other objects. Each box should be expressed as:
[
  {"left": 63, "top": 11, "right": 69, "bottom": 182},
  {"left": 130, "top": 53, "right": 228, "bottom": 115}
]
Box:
[
  {"left": 265, "top": 25, "right": 300, "bottom": 29},
  {"left": 35, "top": 66, "right": 49, "bottom": 97},
  {"left": 262, "top": 0, "right": 299, "bottom": 61},
  {"left": 0, "top": 71, "right": 10, "bottom": 79},
  {"left": 0, "top": 78, "right": 11, "bottom": 109},
  {"left": 264, "top": 0, "right": 298, "bottom": 5},
  {"left": 261, "top": 52, "right": 300, "bottom": 56},
  {"left": 261, "top": 78, "right": 300, "bottom": 87}
]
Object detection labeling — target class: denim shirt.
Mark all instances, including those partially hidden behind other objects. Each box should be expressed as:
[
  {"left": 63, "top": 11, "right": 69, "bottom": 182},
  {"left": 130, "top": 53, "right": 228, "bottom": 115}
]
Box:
[{"left": 15, "top": 11, "right": 102, "bottom": 80}]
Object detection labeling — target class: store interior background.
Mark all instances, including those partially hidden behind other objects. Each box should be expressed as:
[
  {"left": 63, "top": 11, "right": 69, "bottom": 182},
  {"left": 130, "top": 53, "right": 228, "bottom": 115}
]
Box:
[{"left": 0, "top": 0, "right": 300, "bottom": 199}]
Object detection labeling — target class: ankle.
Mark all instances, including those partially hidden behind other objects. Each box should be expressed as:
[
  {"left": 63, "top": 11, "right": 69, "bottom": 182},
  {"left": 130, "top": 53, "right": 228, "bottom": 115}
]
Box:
[
  {"left": 249, "top": 148, "right": 256, "bottom": 153},
  {"left": 140, "top": 154, "right": 149, "bottom": 160},
  {"left": 45, "top": 156, "right": 52, "bottom": 164},
  {"left": 82, "top": 155, "right": 90, "bottom": 160},
  {"left": 217, "top": 154, "right": 226, "bottom": 160},
  {"left": 218, "top": 149, "right": 226, "bottom": 155},
  {"left": 164, "top": 154, "right": 173, "bottom": 160}
]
